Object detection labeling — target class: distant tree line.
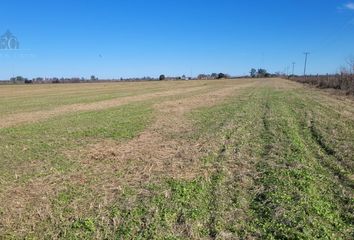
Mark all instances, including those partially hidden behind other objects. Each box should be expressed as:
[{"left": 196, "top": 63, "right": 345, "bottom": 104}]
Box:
[
  {"left": 196, "top": 73, "right": 230, "bottom": 80},
  {"left": 8, "top": 76, "right": 100, "bottom": 84},
  {"left": 3, "top": 74, "right": 195, "bottom": 84},
  {"left": 3, "top": 69, "right": 278, "bottom": 85},
  {"left": 249, "top": 68, "right": 272, "bottom": 78}
]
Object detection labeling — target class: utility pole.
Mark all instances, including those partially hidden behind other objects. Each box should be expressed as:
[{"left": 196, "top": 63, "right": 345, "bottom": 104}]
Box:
[
  {"left": 303, "top": 52, "right": 310, "bottom": 77},
  {"left": 292, "top": 62, "right": 296, "bottom": 76}
]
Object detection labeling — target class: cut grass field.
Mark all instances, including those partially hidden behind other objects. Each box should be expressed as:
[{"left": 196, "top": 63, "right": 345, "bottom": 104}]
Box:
[{"left": 0, "top": 79, "right": 353, "bottom": 239}]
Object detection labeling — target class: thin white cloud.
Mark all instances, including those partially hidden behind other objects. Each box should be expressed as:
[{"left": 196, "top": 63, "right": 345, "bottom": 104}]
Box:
[{"left": 345, "top": 2, "right": 354, "bottom": 10}]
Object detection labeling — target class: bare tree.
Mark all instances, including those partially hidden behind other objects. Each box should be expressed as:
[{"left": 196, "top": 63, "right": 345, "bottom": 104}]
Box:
[
  {"left": 339, "top": 66, "right": 350, "bottom": 75},
  {"left": 346, "top": 57, "right": 354, "bottom": 74}
]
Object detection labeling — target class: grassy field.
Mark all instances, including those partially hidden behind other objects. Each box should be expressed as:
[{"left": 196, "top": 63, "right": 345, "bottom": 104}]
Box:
[{"left": 0, "top": 79, "right": 353, "bottom": 239}]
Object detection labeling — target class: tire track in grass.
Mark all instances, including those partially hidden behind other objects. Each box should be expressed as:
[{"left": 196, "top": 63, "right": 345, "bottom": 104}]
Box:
[
  {"left": 309, "top": 119, "right": 335, "bottom": 156},
  {"left": 261, "top": 91, "right": 273, "bottom": 158},
  {"left": 249, "top": 89, "right": 352, "bottom": 239},
  {"left": 291, "top": 101, "right": 354, "bottom": 233},
  {"left": 286, "top": 91, "right": 353, "bottom": 189},
  {"left": 3, "top": 79, "right": 352, "bottom": 238},
  {"left": 292, "top": 95, "right": 354, "bottom": 238},
  {"left": 305, "top": 127, "right": 354, "bottom": 237},
  {"left": 208, "top": 145, "right": 226, "bottom": 239},
  {"left": 220, "top": 89, "right": 266, "bottom": 238},
  {"left": 193, "top": 88, "right": 266, "bottom": 238},
  {"left": 4, "top": 83, "right": 257, "bottom": 239},
  {"left": 296, "top": 91, "right": 354, "bottom": 172},
  {"left": 108, "top": 87, "right": 265, "bottom": 239},
  {"left": 107, "top": 83, "right": 353, "bottom": 239},
  {"left": 307, "top": 114, "right": 354, "bottom": 189},
  {"left": 0, "top": 83, "right": 250, "bottom": 237}
]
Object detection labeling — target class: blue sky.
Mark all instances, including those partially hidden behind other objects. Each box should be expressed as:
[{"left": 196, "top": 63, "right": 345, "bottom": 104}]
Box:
[{"left": 0, "top": 0, "right": 354, "bottom": 79}]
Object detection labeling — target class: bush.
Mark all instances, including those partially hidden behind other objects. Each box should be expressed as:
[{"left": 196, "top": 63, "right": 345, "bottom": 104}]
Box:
[
  {"left": 217, "top": 73, "right": 229, "bottom": 79},
  {"left": 290, "top": 74, "right": 354, "bottom": 95},
  {"left": 159, "top": 75, "right": 166, "bottom": 81}
]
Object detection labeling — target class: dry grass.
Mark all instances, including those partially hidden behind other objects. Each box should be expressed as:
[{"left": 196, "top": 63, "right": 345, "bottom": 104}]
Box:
[
  {"left": 1, "top": 78, "right": 352, "bottom": 239},
  {"left": 0, "top": 79, "right": 258, "bottom": 237},
  {"left": 0, "top": 86, "right": 207, "bottom": 129},
  {"left": 83, "top": 84, "right": 254, "bottom": 183}
]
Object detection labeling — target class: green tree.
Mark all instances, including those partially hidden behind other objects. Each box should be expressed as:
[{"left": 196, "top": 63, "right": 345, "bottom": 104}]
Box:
[
  {"left": 250, "top": 68, "right": 257, "bottom": 78},
  {"left": 217, "top": 73, "right": 227, "bottom": 79},
  {"left": 159, "top": 74, "right": 166, "bottom": 81},
  {"left": 90, "top": 75, "right": 98, "bottom": 81},
  {"left": 257, "top": 69, "right": 268, "bottom": 77}
]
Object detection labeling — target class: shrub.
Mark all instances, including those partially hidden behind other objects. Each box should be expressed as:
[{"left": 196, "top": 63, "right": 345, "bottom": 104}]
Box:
[
  {"left": 159, "top": 75, "right": 166, "bottom": 81},
  {"left": 290, "top": 74, "right": 354, "bottom": 95}
]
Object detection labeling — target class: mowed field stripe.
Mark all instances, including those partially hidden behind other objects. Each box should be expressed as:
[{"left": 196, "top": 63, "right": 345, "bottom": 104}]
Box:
[
  {"left": 0, "top": 86, "right": 208, "bottom": 129},
  {"left": 0, "top": 80, "right": 261, "bottom": 129},
  {"left": 0, "top": 79, "right": 353, "bottom": 238},
  {"left": 82, "top": 81, "right": 254, "bottom": 183},
  {"left": 0, "top": 81, "right": 256, "bottom": 235}
]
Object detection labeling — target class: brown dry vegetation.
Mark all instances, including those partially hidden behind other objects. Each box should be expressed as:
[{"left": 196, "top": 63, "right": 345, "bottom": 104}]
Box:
[
  {"left": 83, "top": 82, "right": 257, "bottom": 183},
  {"left": 291, "top": 74, "right": 354, "bottom": 95},
  {"left": 0, "top": 79, "right": 353, "bottom": 239},
  {"left": 0, "top": 79, "right": 256, "bottom": 236},
  {"left": 0, "top": 86, "right": 207, "bottom": 129}
]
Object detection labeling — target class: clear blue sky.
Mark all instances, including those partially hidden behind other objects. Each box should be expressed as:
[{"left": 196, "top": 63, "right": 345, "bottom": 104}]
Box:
[{"left": 0, "top": 0, "right": 354, "bottom": 79}]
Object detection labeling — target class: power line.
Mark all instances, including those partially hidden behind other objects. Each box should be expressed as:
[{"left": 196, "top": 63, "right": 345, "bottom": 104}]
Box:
[
  {"left": 292, "top": 62, "right": 296, "bottom": 76},
  {"left": 303, "top": 52, "right": 310, "bottom": 76}
]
